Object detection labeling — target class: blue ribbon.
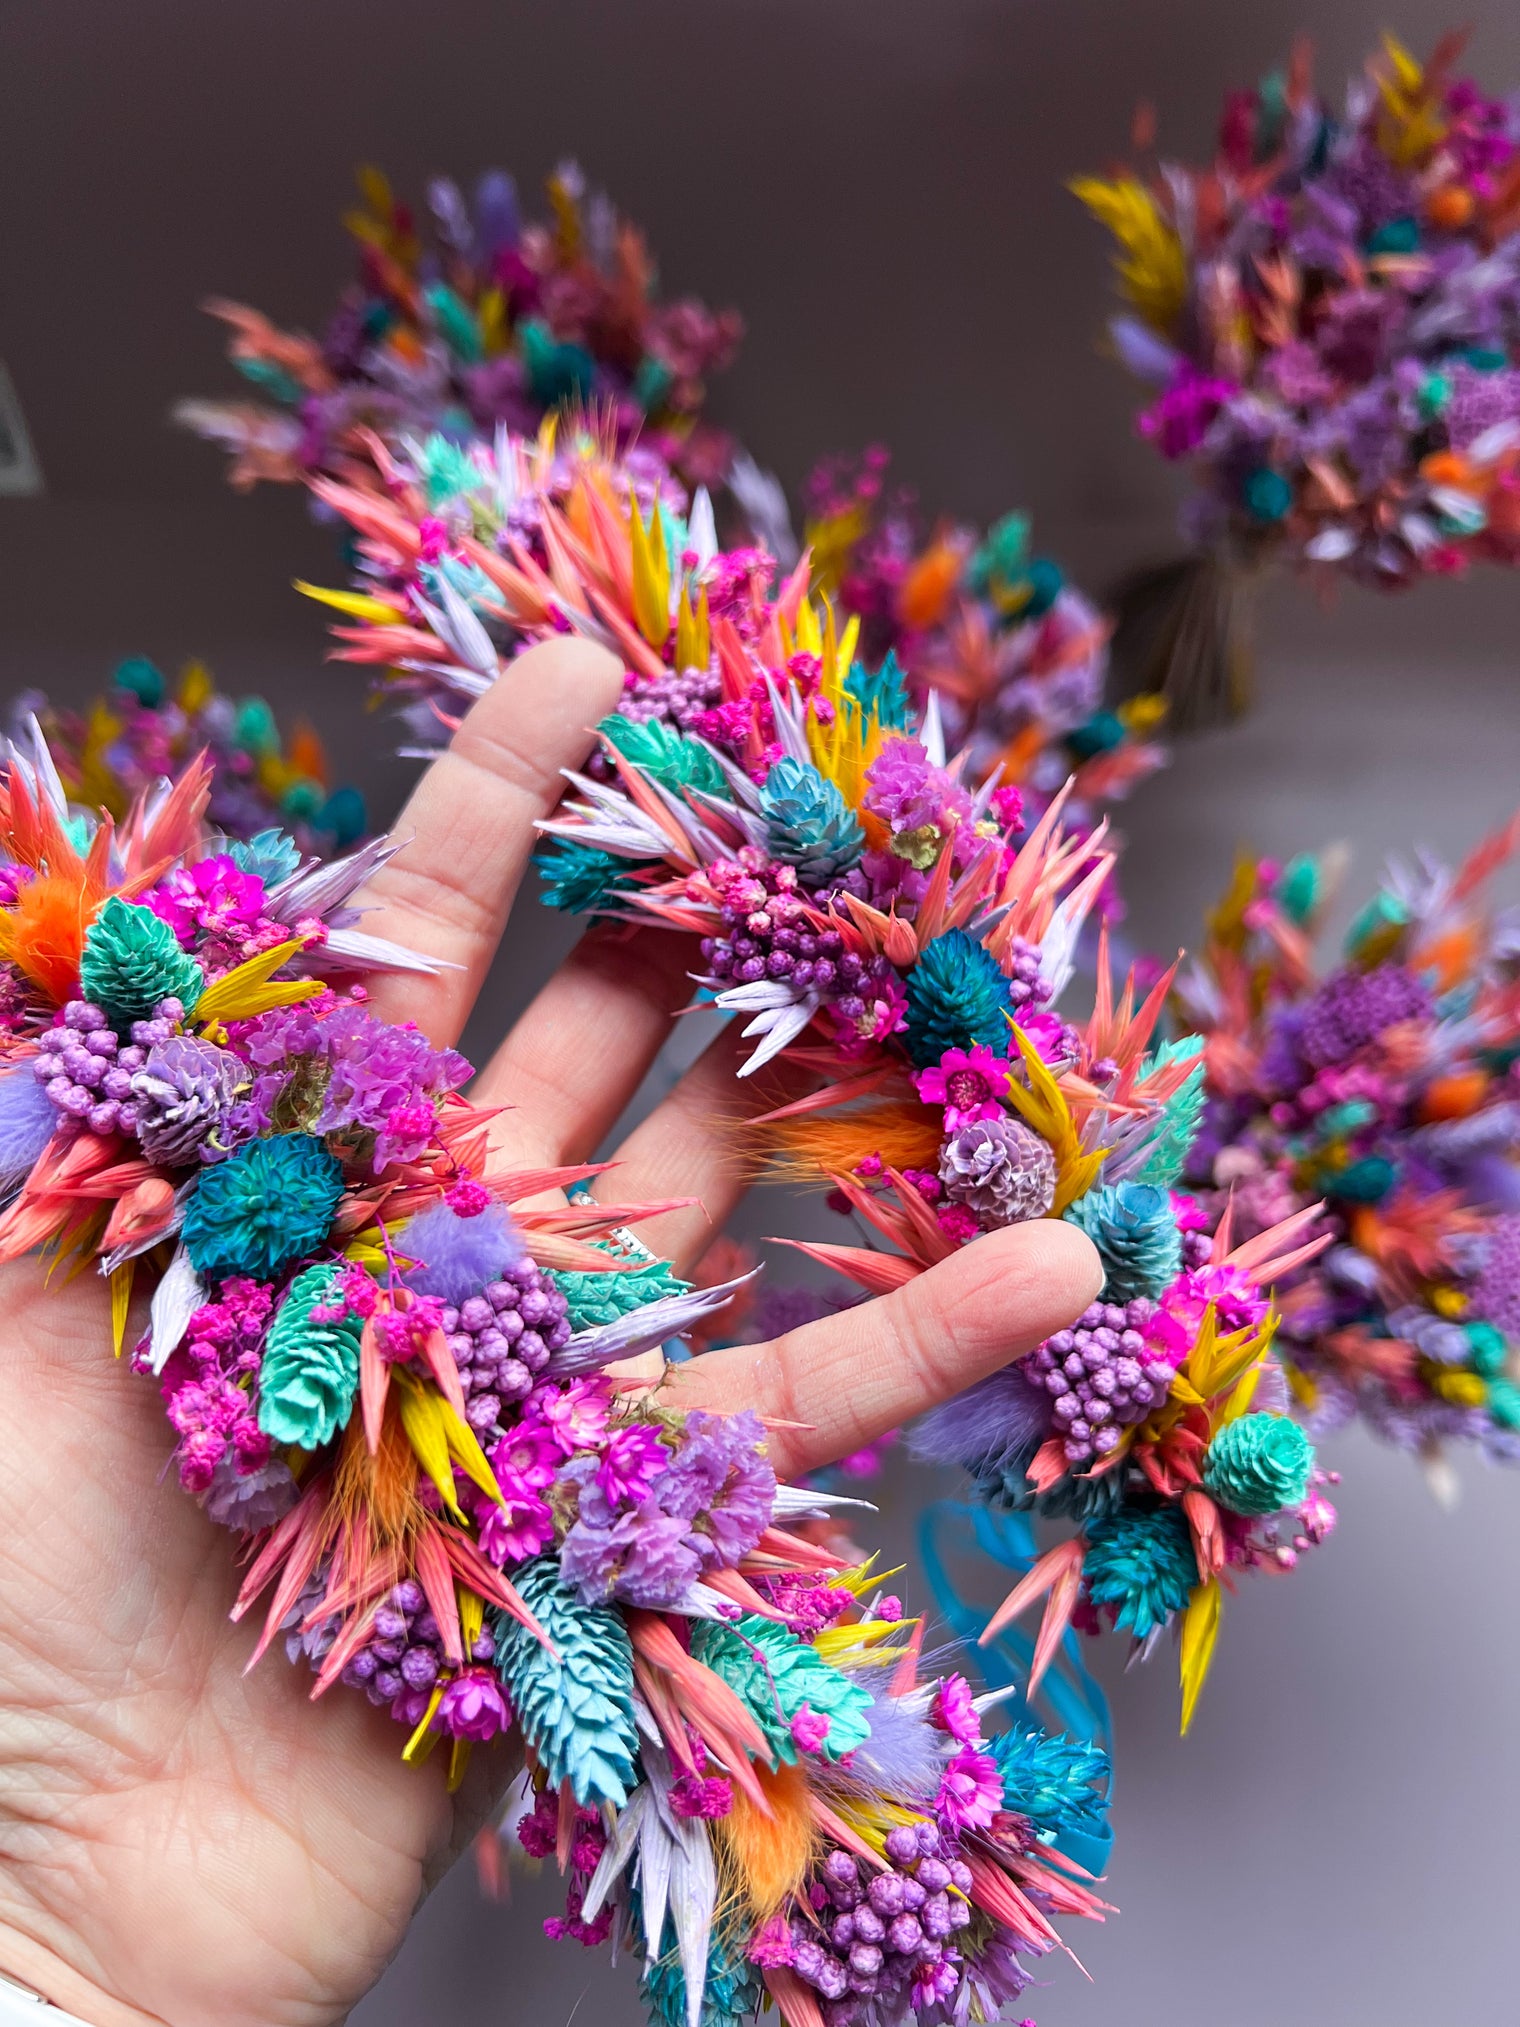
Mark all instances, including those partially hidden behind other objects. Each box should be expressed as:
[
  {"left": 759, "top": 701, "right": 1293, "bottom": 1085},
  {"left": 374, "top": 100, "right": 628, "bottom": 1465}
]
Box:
[{"left": 917, "top": 1498, "right": 1113, "bottom": 1876}]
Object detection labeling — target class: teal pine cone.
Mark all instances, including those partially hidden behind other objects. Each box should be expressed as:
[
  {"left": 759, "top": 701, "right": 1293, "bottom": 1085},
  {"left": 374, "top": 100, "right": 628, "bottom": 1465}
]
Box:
[
  {"left": 257, "top": 1263, "right": 363, "bottom": 1450},
  {"left": 1202, "top": 1413, "right": 1314, "bottom": 1517},
  {"left": 79, "top": 895, "right": 204, "bottom": 1029},
  {"left": 903, "top": 928, "right": 1013, "bottom": 1068},
  {"left": 552, "top": 1260, "right": 690, "bottom": 1332},
  {"left": 989, "top": 1720, "right": 1111, "bottom": 1842},
  {"left": 1083, "top": 1504, "right": 1197, "bottom": 1638},
  {"left": 535, "top": 837, "right": 644, "bottom": 914},
  {"left": 757, "top": 757, "right": 865, "bottom": 886},
  {"left": 639, "top": 1904, "right": 762, "bottom": 2027},
  {"left": 599, "top": 715, "right": 727, "bottom": 799},
  {"left": 494, "top": 1558, "right": 639, "bottom": 1808},
  {"left": 1064, "top": 1180, "right": 1182, "bottom": 1301},
  {"left": 691, "top": 1613, "right": 871, "bottom": 1765}
]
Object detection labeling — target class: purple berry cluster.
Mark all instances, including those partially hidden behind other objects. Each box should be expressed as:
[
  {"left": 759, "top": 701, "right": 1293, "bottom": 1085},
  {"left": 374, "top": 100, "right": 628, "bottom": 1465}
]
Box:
[
  {"left": 440, "top": 1260, "right": 572, "bottom": 1434},
  {"left": 1003, "top": 935, "right": 1053, "bottom": 1013},
  {"left": 699, "top": 854, "right": 891, "bottom": 1028},
  {"left": 618, "top": 659, "right": 722, "bottom": 732},
  {"left": 1025, "top": 1297, "right": 1176, "bottom": 1464},
  {"left": 335, "top": 1578, "right": 495, "bottom": 1724},
  {"left": 32, "top": 996, "right": 185, "bottom": 1139},
  {"left": 786, "top": 1833, "right": 973, "bottom": 2021}
]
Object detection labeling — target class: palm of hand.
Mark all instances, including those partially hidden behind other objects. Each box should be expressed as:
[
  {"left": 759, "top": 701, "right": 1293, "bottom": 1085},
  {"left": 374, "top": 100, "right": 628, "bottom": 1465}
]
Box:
[{"left": 0, "top": 642, "right": 1098, "bottom": 2026}]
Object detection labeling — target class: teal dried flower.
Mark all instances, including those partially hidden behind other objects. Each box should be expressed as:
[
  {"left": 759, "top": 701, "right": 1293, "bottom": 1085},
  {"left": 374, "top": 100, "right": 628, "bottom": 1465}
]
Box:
[
  {"left": 966, "top": 510, "right": 1030, "bottom": 598},
  {"left": 256, "top": 1262, "right": 363, "bottom": 1450},
  {"left": 79, "top": 896, "right": 204, "bottom": 1029},
  {"left": 599, "top": 716, "right": 726, "bottom": 799},
  {"left": 535, "top": 837, "right": 643, "bottom": 914},
  {"left": 423, "top": 281, "right": 483, "bottom": 364},
  {"left": 640, "top": 1910, "right": 761, "bottom": 2027},
  {"left": 494, "top": 1557, "right": 639, "bottom": 1808},
  {"left": 1203, "top": 1413, "right": 1314, "bottom": 1517},
  {"left": 416, "top": 432, "right": 481, "bottom": 510},
  {"left": 691, "top": 1613, "right": 871, "bottom": 1765},
  {"left": 521, "top": 318, "right": 597, "bottom": 406},
  {"left": 181, "top": 1133, "right": 344, "bottom": 1282},
  {"left": 1132, "top": 1038, "right": 1206, "bottom": 1190},
  {"left": 989, "top": 1720, "right": 1111, "bottom": 1842},
  {"left": 1064, "top": 1181, "right": 1181, "bottom": 1301},
  {"left": 227, "top": 828, "right": 303, "bottom": 886},
  {"left": 843, "top": 649, "right": 912, "bottom": 732},
  {"left": 757, "top": 757, "right": 865, "bottom": 886},
  {"left": 1083, "top": 1504, "right": 1197, "bottom": 1638},
  {"left": 552, "top": 1260, "right": 690, "bottom": 1332},
  {"left": 903, "top": 928, "right": 1013, "bottom": 1068}
]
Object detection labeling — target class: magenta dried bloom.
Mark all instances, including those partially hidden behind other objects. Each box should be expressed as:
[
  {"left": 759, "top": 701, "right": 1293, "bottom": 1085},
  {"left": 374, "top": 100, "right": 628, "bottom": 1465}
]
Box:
[
  {"left": 935, "top": 1747, "right": 1002, "bottom": 1831},
  {"left": 148, "top": 854, "right": 266, "bottom": 947},
  {"left": 435, "top": 1666, "right": 512, "bottom": 1741},
  {"left": 914, "top": 1043, "right": 1006, "bottom": 1131}
]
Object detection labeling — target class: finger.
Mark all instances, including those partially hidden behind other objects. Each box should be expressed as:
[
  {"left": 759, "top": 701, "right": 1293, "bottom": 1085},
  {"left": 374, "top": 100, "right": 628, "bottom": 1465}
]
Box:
[
  {"left": 658, "top": 1218, "right": 1104, "bottom": 1479},
  {"left": 596, "top": 1018, "right": 809, "bottom": 1271},
  {"left": 470, "top": 925, "right": 699, "bottom": 1165},
  {"left": 357, "top": 637, "right": 623, "bottom": 1044}
]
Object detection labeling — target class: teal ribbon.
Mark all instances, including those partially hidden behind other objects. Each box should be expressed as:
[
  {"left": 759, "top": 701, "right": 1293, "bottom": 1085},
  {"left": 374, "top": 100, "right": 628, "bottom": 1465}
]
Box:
[{"left": 918, "top": 1498, "right": 1113, "bottom": 1876}]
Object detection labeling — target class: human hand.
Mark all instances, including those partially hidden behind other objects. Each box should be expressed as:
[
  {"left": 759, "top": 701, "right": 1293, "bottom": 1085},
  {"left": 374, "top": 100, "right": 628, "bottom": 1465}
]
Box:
[{"left": 0, "top": 639, "right": 1101, "bottom": 2027}]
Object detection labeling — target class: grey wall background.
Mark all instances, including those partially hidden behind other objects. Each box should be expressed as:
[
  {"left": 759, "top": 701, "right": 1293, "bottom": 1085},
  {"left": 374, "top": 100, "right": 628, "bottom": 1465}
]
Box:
[{"left": 2, "top": 2, "right": 1519, "bottom": 2021}]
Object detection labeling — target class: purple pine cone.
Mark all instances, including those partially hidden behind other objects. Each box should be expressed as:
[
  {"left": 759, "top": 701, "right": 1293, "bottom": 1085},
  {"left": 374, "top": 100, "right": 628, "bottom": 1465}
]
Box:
[
  {"left": 132, "top": 1035, "right": 247, "bottom": 1165},
  {"left": 938, "top": 1116, "right": 1057, "bottom": 1227}
]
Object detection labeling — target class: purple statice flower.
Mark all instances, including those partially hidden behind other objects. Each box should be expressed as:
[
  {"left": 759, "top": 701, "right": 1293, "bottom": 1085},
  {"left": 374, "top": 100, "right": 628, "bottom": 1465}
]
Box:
[
  {"left": 1298, "top": 963, "right": 1433, "bottom": 1068},
  {"left": 148, "top": 854, "right": 266, "bottom": 947},
  {"left": 1444, "top": 362, "right": 1520, "bottom": 450},
  {"left": 234, "top": 996, "right": 468, "bottom": 1168},
  {"left": 400, "top": 1199, "right": 525, "bottom": 1303},
  {"left": 1138, "top": 363, "right": 1239, "bottom": 458},
  {"left": 1261, "top": 340, "right": 1338, "bottom": 411},
  {"left": 652, "top": 1408, "right": 776, "bottom": 1566},
  {"left": 1322, "top": 132, "right": 1416, "bottom": 234},
  {"left": 558, "top": 1463, "right": 705, "bottom": 1608},
  {"left": 863, "top": 737, "right": 972, "bottom": 841}
]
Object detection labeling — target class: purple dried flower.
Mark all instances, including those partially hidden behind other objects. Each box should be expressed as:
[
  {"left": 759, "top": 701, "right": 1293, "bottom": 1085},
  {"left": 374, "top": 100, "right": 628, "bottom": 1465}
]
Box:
[
  {"left": 132, "top": 1035, "right": 247, "bottom": 1165},
  {"left": 1298, "top": 964, "right": 1433, "bottom": 1069},
  {"left": 937, "top": 1116, "right": 1057, "bottom": 1226}
]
